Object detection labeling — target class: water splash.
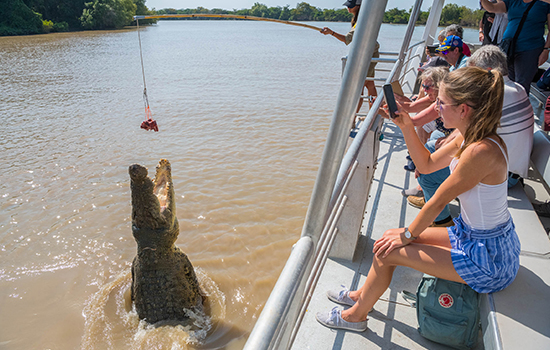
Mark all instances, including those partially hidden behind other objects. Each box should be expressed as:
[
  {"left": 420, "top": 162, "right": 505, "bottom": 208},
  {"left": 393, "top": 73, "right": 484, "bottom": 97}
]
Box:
[{"left": 79, "top": 268, "right": 240, "bottom": 350}]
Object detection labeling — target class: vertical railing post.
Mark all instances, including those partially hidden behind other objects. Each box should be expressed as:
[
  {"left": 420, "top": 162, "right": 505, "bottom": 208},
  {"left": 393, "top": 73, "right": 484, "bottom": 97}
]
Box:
[
  {"left": 299, "top": 0, "right": 388, "bottom": 245},
  {"left": 395, "top": 0, "right": 425, "bottom": 79},
  {"left": 402, "top": 0, "right": 446, "bottom": 92}
]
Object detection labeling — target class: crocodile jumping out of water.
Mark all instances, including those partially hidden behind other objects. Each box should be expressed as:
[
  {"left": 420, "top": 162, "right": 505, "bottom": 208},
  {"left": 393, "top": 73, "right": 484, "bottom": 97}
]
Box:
[{"left": 129, "top": 159, "right": 203, "bottom": 324}]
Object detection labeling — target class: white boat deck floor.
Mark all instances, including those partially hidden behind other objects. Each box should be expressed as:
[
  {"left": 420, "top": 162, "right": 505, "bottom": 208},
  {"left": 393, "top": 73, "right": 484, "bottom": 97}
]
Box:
[{"left": 292, "top": 121, "right": 482, "bottom": 350}]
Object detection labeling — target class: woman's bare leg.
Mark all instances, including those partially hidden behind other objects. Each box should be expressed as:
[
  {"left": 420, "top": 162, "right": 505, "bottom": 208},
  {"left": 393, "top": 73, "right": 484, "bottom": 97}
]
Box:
[
  {"left": 356, "top": 80, "right": 378, "bottom": 114},
  {"left": 341, "top": 227, "right": 463, "bottom": 322}
]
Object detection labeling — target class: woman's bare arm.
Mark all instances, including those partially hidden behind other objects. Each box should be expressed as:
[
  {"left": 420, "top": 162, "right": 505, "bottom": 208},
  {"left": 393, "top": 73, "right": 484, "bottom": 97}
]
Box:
[
  {"left": 409, "top": 102, "right": 439, "bottom": 126},
  {"left": 392, "top": 105, "right": 462, "bottom": 174},
  {"left": 480, "top": 0, "right": 507, "bottom": 13},
  {"left": 402, "top": 95, "right": 434, "bottom": 113}
]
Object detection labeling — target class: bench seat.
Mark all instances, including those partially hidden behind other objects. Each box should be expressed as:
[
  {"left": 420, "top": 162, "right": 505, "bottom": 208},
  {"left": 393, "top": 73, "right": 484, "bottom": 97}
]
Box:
[{"left": 481, "top": 125, "right": 550, "bottom": 350}]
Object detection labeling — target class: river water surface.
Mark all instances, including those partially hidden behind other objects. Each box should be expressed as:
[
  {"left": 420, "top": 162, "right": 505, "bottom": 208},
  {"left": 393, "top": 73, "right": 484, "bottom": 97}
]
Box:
[{"left": 0, "top": 21, "right": 478, "bottom": 349}]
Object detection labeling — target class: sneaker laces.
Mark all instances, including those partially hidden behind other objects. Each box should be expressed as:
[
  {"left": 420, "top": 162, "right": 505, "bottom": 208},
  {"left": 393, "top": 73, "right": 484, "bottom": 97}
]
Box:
[
  {"left": 329, "top": 306, "right": 340, "bottom": 322},
  {"left": 337, "top": 285, "right": 349, "bottom": 302}
]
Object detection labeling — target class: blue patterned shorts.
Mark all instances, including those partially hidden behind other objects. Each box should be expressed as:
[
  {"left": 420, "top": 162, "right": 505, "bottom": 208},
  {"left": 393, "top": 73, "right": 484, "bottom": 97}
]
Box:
[{"left": 447, "top": 215, "right": 521, "bottom": 294}]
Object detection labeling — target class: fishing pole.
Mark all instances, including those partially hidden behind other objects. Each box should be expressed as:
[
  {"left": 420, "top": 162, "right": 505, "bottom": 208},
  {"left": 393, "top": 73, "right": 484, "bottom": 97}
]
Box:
[{"left": 133, "top": 14, "right": 324, "bottom": 32}]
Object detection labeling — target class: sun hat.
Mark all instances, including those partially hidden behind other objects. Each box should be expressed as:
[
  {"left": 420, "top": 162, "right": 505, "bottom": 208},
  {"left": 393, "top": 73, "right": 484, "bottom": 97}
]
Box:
[
  {"left": 436, "top": 35, "right": 463, "bottom": 53},
  {"left": 343, "top": 0, "right": 361, "bottom": 7}
]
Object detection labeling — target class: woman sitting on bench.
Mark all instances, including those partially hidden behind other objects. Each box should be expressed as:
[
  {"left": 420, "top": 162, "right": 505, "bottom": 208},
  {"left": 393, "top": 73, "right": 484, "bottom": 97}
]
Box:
[{"left": 316, "top": 66, "right": 521, "bottom": 332}]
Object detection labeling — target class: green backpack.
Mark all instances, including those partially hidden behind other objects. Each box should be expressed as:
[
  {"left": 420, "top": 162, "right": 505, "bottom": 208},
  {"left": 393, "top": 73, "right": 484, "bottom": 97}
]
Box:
[{"left": 403, "top": 274, "right": 481, "bottom": 350}]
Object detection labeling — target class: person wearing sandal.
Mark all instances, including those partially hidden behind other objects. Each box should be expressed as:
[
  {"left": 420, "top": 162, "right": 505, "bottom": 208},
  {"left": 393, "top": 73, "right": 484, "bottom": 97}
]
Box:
[{"left": 316, "top": 67, "right": 520, "bottom": 333}]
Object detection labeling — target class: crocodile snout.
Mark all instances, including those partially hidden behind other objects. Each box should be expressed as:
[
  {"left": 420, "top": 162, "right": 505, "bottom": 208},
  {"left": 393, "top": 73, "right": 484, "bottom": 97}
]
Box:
[{"left": 129, "top": 164, "right": 148, "bottom": 181}]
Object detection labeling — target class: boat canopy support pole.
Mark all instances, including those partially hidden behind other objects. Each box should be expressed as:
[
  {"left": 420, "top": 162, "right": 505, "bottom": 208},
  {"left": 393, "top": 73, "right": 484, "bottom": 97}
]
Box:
[{"left": 401, "top": 0, "right": 446, "bottom": 93}]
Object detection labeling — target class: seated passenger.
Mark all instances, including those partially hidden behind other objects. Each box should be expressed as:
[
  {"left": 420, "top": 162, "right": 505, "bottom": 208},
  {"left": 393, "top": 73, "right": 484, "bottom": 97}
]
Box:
[
  {"left": 394, "top": 35, "right": 468, "bottom": 137},
  {"left": 419, "top": 30, "right": 450, "bottom": 76},
  {"left": 395, "top": 67, "right": 452, "bottom": 145},
  {"left": 316, "top": 66, "right": 520, "bottom": 333},
  {"left": 445, "top": 24, "right": 471, "bottom": 57},
  {"left": 467, "top": 45, "right": 534, "bottom": 186},
  {"left": 437, "top": 35, "right": 469, "bottom": 71},
  {"left": 406, "top": 44, "right": 534, "bottom": 215}
]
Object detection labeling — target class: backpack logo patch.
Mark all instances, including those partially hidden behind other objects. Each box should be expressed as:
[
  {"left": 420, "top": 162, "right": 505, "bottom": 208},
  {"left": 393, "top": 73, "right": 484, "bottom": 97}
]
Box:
[{"left": 439, "top": 293, "right": 454, "bottom": 308}]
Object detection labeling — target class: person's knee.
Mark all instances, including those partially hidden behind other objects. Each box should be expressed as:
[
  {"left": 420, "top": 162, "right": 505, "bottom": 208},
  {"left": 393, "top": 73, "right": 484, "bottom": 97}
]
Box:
[{"left": 372, "top": 245, "right": 402, "bottom": 267}]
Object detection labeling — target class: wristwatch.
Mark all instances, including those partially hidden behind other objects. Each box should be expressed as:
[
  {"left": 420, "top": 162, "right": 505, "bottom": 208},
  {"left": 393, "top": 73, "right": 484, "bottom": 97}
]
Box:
[{"left": 403, "top": 227, "right": 417, "bottom": 241}]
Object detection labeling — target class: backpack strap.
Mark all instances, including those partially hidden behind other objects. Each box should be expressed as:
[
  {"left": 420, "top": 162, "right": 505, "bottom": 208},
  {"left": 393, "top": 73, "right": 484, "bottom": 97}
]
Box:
[{"left": 512, "top": 0, "right": 538, "bottom": 44}]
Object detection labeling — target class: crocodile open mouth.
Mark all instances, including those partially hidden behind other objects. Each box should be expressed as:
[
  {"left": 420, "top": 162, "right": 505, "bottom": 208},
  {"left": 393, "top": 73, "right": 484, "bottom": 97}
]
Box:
[
  {"left": 129, "top": 159, "right": 175, "bottom": 230},
  {"left": 153, "top": 159, "right": 171, "bottom": 213}
]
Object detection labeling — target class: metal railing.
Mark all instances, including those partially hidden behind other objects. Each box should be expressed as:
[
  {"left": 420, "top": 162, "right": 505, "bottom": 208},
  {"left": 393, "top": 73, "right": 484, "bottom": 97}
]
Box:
[{"left": 242, "top": 1, "right": 445, "bottom": 349}]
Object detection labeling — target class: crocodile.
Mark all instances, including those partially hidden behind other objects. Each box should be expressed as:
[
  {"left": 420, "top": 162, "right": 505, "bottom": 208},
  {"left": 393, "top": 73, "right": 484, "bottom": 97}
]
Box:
[{"left": 129, "top": 159, "right": 203, "bottom": 324}]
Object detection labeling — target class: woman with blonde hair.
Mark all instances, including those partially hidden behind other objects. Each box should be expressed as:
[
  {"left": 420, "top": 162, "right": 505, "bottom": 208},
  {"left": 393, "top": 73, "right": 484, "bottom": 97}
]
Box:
[{"left": 316, "top": 66, "right": 521, "bottom": 332}]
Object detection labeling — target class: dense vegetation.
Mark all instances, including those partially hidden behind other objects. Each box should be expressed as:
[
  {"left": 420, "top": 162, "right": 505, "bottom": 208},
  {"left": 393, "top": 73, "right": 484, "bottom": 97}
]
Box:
[
  {"left": 1, "top": 1, "right": 483, "bottom": 36},
  {"left": 155, "top": 2, "right": 484, "bottom": 27},
  {"left": 0, "top": 0, "right": 155, "bottom": 35}
]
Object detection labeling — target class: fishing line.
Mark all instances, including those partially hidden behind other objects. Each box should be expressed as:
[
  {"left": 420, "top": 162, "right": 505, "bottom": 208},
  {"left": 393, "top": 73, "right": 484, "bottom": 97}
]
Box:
[{"left": 136, "top": 18, "right": 158, "bottom": 132}]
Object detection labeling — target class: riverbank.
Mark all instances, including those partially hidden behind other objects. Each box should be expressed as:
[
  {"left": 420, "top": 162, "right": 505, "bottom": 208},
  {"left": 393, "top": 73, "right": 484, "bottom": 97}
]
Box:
[{"left": 2, "top": 1, "right": 482, "bottom": 37}]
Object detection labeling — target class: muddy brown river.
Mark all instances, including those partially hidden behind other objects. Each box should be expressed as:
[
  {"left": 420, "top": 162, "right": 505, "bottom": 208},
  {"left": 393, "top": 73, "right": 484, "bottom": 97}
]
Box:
[{"left": 0, "top": 20, "right": 455, "bottom": 349}]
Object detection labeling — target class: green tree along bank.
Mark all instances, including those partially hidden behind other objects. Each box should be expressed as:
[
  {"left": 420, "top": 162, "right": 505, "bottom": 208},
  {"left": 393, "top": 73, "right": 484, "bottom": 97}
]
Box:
[{"left": 1, "top": 1, "right": 483, "bottom": 37}]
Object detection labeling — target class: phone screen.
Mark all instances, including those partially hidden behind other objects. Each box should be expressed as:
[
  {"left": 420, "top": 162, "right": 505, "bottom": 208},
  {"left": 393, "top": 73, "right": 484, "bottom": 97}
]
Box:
[{"left": 383, "top": 84, "right": 398, "bottom": 119}]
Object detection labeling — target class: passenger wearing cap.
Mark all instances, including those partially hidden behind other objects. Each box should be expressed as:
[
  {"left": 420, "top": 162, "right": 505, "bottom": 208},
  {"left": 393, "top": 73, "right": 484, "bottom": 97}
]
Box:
[
  {"left": 445, "top": 24, "right": 472, "bottom": 57},
  {"left": 320, "top": 0, "right": 380, "bottom": 114},
  {"left": 436, "top": 35, "right": 469, "bottom": 71}
]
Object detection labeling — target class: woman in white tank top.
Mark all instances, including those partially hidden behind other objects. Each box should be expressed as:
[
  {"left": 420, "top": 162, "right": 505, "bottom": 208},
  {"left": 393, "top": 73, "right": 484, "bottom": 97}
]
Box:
[{"left": 316, "top": 66, "right": 520, "bottom": 332}]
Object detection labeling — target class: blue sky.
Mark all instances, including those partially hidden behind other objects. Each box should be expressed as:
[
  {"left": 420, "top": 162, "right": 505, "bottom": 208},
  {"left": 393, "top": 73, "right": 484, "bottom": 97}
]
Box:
[{"left": 144, "top": 0, "right": 481, "bottom": 11}]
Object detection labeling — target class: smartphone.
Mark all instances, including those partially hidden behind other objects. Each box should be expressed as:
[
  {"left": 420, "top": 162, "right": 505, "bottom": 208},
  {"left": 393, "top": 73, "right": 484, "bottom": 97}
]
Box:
[
  {"left": 427, "top": 44, "right": 438, "bottom": 55},
  {"left": 383, "top": 83, "right": 398, "bottom": 119}
]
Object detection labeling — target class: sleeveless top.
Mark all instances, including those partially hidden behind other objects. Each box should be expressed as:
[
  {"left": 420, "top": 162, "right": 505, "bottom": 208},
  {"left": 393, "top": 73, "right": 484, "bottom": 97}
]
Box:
[{"left": 449, "top": 138, "right": 510, "bottom": 230}]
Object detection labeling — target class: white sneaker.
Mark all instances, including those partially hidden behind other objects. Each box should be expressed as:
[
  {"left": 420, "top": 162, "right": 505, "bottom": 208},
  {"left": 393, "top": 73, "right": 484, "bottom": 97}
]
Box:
[
  {"left": 326, "top": 285, "right": 355, "bottom": 307},
  {"left": 315, "top": 307, "right": 368, "bottom": 332}
]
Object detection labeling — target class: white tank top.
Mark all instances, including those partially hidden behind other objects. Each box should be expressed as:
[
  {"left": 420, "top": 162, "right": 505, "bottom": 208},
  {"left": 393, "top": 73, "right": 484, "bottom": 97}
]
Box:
[{"left": 450, "top": 138, "right": 510, "bottom": 230}]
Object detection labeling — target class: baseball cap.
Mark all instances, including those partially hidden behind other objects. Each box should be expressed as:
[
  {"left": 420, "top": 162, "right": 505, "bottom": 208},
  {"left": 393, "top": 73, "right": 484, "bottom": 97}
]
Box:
[
  {"left": 436, "top": 35, "right": 463, "bottom": 53},
  {"left": 343, "top": 0, "right": 361, "bottom": 7}
]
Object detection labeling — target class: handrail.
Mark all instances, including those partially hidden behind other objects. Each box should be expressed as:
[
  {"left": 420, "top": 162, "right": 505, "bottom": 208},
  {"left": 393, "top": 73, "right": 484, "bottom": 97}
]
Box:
[
  {"left": 242, "top": 1, "right": 437, "bottom": 349},
  {"left": 408, "top": 40, "right": 426, "bottom": 51}
]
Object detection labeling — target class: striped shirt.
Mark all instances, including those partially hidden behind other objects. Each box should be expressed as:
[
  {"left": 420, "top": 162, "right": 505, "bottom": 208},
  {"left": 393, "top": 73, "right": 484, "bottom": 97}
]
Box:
[{"left": 498, "top": 76, "right": 534, "bottom": 178}]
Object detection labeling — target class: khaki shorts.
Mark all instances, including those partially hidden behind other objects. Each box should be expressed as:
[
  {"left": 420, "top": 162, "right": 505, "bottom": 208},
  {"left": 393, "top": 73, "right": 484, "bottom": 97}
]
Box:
[{"left": 367, "top": 42, "right": 380, "bottom": 78}]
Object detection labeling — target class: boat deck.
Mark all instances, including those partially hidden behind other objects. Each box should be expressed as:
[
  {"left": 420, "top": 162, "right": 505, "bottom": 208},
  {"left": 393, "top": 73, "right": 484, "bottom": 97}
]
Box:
[
  {"left": 292, "top": 106, "right": 550, "bottom": 349},
  {"left": 292, "top": 121, "right": 480, "bottom": 350}
]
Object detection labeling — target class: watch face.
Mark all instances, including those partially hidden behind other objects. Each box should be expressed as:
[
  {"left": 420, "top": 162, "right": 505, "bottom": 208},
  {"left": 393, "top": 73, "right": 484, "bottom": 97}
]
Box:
[{"left": 405, "top": 230, "right": 411, "bottom": 239}]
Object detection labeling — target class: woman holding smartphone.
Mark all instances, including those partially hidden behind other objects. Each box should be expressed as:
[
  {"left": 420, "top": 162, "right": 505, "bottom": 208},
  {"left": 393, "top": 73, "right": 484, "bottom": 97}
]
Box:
[{"left": 316, "top": 66, "right": 520, "bottom": 332}]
